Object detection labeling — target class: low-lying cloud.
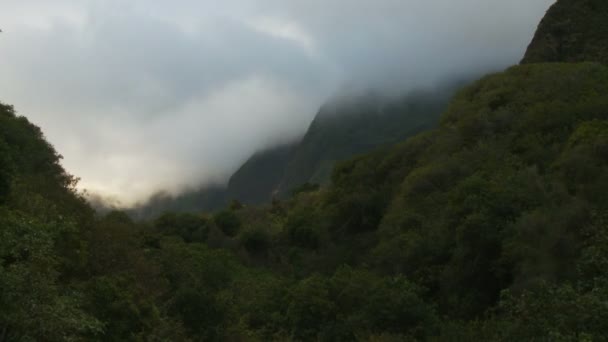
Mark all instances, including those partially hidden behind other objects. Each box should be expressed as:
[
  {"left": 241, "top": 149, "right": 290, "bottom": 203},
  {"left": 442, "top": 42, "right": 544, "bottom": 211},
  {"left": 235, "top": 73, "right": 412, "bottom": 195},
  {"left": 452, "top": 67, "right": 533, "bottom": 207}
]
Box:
[{"left": 0, "top": 0, "right": 555, "bottom": 204}]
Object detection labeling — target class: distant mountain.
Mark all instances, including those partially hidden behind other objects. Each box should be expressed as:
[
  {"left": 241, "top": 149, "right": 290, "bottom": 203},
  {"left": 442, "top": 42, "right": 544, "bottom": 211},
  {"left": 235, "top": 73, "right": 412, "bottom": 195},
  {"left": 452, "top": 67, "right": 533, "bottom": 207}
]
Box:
[
  {"left": 128, "top": 185, "right": 226, "bottom": 220},
  {"left": 226, "top": 142, "right": 297, "bottom": 204},
  {"left": 274, "top": 85, "right": 460, "bottom": 197},
  {"left": 522, "top": 0, "right": 608, "bottom": 65},
  {"left": 129, "top": 81, "right": 464, "bottom": 218}
]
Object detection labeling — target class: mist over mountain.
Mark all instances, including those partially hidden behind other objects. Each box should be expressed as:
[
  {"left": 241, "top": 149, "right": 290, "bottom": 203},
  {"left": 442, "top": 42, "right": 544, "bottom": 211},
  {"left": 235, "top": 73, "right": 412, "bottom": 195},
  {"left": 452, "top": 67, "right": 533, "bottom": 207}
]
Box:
[
  {"left": 129, "top": 78, "right": 466, "bottom": 218},
  {"left": 0, "top": 0, "right": 554, "bottom": 204},
  {"left": 274, "top": 81, "right": 467, "bottom": 197}
]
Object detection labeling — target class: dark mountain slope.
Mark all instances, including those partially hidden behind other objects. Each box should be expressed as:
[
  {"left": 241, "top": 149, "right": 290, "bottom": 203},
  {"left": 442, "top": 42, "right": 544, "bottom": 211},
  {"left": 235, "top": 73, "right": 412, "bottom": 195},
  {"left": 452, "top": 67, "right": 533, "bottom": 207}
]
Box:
[
  {"left": 522, "top": 0, "right": 608, "bottom": 64},
  {"left": 275, "top": 84, "right": 460, "bottom": 196},
  {"left": 226, "top": 142, "right": 297, "bottom": 204},
  {"left": 323, "top": 62, "right": 608, "bottom": 319},
  {"left": 0, "top": 103, "right": 101, "bottom": 340},
  {"left": 128, "top": 184, "right": 226, "bottom": 220}
]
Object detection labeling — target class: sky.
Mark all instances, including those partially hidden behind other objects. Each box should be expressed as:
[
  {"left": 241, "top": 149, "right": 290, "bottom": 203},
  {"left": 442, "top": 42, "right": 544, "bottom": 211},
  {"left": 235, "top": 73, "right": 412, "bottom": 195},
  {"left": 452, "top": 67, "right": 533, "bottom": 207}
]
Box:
[{"left": 0, "top": 0, "right": 555, "bottom": 205}]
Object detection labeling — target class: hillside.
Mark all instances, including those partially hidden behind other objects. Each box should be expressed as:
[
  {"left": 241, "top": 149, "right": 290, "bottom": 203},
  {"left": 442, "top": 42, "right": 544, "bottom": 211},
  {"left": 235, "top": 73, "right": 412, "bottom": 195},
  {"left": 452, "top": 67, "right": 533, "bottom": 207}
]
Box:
[
  {"left": 522, "top": 0, "right": 608, "bottom": 64},
  {"left": 226, "top": 142, "right": 297, "bottom": 204},
  {"left": 275, "top": 85, "right": 458, "bottom": 196},
  {"left": 324, "top": 61, "right": 608, "bottom": 317},
  {"left": 0, "top": 104, "right": 101, "bottom": 340},
  {"left": 174, "top": 61, "right": 607, "bottom": 340},
  {"left": 134, "top": 61, "right": 608, "bottom": 340}
]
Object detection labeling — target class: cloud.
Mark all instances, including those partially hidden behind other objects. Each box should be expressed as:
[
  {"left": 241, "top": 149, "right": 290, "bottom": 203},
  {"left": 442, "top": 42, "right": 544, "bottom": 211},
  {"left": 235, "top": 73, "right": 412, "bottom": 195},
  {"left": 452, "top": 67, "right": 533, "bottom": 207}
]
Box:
[{"left": 0, "top": 0, "right": 555, "bottom": 204}]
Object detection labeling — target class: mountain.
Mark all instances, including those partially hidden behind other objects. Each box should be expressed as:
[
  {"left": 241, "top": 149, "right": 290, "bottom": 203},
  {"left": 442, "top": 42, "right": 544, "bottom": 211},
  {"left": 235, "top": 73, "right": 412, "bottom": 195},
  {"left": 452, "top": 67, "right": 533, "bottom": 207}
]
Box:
[
  {"left": 522, "top": 0, "right": 608, "bottom": 64},
  {"left": 226, "top": 142, "right": 297, "bottom": 204},
  {"left": 323, "top": 61, "right": 608, "bottom": 316},
  {"left": 226, "top": 83, "right": 462, "bottom": 205},
  {"left": 128, "top": 184, "right": 227, "bottom": 220},
  {"left": 274, "top": 85, "right": 460, "bottom": 196},
  {"left": 131, "top": 82, "right": 460, "bottom": 217}
]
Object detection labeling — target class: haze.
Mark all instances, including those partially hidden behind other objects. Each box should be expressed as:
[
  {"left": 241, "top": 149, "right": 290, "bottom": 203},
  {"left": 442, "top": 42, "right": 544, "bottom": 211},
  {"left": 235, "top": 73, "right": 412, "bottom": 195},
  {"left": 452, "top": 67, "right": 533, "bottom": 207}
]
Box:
[{"left": 0, "top": 0, "right": 555, "bottom": 204}]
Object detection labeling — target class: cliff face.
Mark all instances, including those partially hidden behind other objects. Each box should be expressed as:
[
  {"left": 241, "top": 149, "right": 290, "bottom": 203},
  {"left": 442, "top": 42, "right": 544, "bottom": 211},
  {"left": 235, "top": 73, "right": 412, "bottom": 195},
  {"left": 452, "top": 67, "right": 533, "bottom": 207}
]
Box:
[
  {"left": 274, "top": 85, "right": 459, "bottom": 197},
  {"left": 522, "top": 0, "right": 608, "bottom": 65},
  {"left": 226, "top": 142, "right": 297, "bottom": 204}
]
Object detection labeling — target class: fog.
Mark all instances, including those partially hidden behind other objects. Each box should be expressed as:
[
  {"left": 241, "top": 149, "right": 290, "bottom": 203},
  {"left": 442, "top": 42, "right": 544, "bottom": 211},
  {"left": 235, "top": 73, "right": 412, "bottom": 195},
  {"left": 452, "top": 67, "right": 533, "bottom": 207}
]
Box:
[{"left": 0, "top": 0, "right": 554, "bottom": 204}]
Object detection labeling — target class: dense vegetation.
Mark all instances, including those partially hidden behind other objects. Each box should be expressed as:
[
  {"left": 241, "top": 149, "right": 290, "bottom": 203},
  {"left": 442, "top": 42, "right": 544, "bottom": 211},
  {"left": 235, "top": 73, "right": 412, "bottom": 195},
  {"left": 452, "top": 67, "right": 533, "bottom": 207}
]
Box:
[
  {"left": 522, "top": 0, "right": 608, "bottom": 65},
  {"left": 3, "top": 1, "right": 608, "bottom": 340}
]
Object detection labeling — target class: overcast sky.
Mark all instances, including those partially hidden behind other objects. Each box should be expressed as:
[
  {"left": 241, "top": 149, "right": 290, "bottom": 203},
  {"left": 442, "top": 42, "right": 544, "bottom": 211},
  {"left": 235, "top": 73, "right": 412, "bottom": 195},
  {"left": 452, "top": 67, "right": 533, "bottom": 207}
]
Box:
[{"left": 0, "top": 0, "right": 554, "bottom": 204}]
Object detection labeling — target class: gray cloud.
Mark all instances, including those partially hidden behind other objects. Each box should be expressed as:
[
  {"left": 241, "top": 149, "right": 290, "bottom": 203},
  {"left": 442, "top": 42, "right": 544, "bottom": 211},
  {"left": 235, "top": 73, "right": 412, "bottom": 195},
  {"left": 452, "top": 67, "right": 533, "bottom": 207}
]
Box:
[{"left": 0, "top": 0, "right": 554, "bottom": 204}]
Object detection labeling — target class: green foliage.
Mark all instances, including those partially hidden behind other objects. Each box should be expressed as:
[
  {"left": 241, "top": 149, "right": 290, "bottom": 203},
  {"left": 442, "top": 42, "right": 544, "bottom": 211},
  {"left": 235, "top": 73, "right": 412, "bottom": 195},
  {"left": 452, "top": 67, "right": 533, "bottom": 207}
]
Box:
[
  {"left": 522, "top": 0, "right": 608, "bottom": 65},
  {"left": 285, "top": 205, "right": 321, "bottom": 250},
  {"left": 213, "top": 209, "right": 242, "bottom": 237},
  {"left": 492, "top": 283, "right": 608, "bottom": 341},
  {"left": 85, "top": 275, "right": 161, "bottom": 340},
  {"left": 231, "top": 272, "right": 291, "bottom": 340},
  {"left": 286, "top": 275, "right": 336, "bottom": 340},
  {"left": 0, "top": 138, "right": 14, "bottom": 202},
  {"left": 172, "top": 286, "right": 224, "bottom": 338},
  {"left": 329, "top": 267, "right": 437, "bottom": 339},
  {"left": 0, "top": 208, "right": 102, "bottom": 340},
  {"left": 155, "top": 211, "right": 210, "bottom": 243},
  {"left": 240, "top": 227, "right": 272, "bottom": 255},
  {"left": 289, "top": 182, "right": 320, "bottom": 197}
]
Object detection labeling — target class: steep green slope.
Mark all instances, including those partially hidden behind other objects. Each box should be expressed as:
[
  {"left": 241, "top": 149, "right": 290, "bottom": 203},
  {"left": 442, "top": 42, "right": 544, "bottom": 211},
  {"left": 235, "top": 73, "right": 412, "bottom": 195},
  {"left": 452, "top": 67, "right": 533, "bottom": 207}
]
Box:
[
  {"left": 275, "top": 85, "right": 458, "bottom": 196},
  {"left": 0, "top": 104, "right": 101, "bottom": 340},
  {"left": 139, "top": 61, "right": 608, "bottom": 340},
  {"left": 522, "top": 0, "right": 608, "bottom": 64},
  {"left": 226, "top": 142, "right": 297, "bottom": 204},
  {"left": 0, "top": 103, "right": 219, "bottom": 340},
  {"left": 324, "top": 62, "right": 608, "bottom": 319}
]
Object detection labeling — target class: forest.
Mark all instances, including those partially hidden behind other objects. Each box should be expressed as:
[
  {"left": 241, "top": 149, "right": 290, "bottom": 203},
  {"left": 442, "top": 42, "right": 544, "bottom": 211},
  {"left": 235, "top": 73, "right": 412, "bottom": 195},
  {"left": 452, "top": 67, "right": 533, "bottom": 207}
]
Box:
[{"left": 2, "top": 0, "right": 608, "bottom": 340}]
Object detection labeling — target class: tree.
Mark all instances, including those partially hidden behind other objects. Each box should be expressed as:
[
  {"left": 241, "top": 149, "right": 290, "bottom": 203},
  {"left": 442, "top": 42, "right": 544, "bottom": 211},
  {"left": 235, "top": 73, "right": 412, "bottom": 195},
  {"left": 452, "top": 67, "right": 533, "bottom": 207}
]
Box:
[
  {"left": 213, "top": 210, "right": 242, "bottom": 237},
  {"left": 0, "top": 208, "right": 101, "bottom": 340}
]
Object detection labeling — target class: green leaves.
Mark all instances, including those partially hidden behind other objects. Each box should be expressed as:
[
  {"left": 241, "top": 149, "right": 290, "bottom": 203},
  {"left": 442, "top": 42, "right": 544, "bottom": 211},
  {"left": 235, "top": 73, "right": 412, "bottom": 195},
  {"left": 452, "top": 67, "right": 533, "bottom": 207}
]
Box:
[
  {"left": 0, "top": 208, "right": 102, "bottom": 340},
  {"left": 213, "top": 210, "right": 242, "bottom": 237}
]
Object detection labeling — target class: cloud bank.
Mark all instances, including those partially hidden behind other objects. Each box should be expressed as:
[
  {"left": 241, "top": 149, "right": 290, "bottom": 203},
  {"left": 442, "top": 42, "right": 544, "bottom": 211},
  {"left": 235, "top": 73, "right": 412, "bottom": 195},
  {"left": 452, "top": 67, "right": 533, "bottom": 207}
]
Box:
[{"left": 0, "top": 0, "right": 555, "bottom": 204}]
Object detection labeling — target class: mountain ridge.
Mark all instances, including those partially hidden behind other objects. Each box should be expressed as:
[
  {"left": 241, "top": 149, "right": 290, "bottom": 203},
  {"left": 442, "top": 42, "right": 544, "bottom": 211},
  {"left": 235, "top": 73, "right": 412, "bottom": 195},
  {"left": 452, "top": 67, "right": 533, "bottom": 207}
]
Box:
[
  {"left": 129, "top": 81, "right": 462, "bottom": 218},
  {"left": 522, "top": 0, "right": 608, "bottom": 65}
]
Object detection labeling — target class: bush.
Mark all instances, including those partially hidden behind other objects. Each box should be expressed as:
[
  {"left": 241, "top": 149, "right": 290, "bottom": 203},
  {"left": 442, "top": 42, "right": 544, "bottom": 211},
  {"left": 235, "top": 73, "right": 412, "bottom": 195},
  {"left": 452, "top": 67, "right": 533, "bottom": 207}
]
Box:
[
  {"left": 154, "top": 212, "right": 210, "bottom": 243},
  {"left": 241, "top": 228, "right": 271, "bottom": 254},
  {"left": 213, "top": 210, "right": 242, "bottom": 237}
]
